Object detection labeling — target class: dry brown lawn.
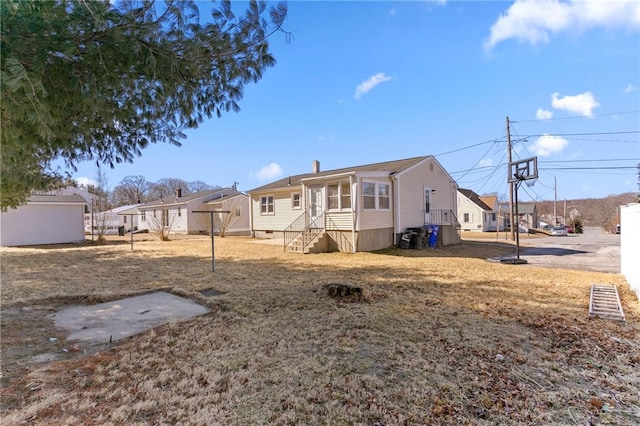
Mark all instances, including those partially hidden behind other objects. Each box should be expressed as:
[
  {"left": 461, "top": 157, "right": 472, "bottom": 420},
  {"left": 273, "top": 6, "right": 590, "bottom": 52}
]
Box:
[{"left": 1, "top": 235, "right": 639, "bottom": 425}]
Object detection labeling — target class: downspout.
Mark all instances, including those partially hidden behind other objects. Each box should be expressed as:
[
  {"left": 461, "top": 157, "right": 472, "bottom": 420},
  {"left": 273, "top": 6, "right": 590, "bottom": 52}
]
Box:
[
  {"left": 391, "top": 175, "right": 398, "bottom": 246},
  {"left": 350, "top": 175, "right": 356, "bottom": 253},
  {"left": 249, "top": 195, "right": 254, "bottom": 238}
]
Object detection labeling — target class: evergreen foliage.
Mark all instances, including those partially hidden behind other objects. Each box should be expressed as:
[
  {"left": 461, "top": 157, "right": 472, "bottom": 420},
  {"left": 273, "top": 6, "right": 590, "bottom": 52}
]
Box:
[{"left": 1, "top": 0, "right": 287, "bottom": 209}]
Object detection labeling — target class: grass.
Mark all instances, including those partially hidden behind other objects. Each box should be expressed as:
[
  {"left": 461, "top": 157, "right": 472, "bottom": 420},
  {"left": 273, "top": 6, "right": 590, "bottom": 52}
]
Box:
[{"left": 1, "top": 235, "right": 639, "bottom": 425}]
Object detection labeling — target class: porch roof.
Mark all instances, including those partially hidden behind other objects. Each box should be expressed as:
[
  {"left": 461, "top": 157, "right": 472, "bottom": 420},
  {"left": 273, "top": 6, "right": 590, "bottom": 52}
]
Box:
[{"left": 248, "top": 156, "right": 430, "bottom": 193}]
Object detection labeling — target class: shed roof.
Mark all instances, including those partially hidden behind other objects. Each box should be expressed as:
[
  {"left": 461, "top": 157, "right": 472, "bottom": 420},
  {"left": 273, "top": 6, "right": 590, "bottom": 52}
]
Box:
[{"left": 28, "top": 194, "right": 87, "bottom": 204}]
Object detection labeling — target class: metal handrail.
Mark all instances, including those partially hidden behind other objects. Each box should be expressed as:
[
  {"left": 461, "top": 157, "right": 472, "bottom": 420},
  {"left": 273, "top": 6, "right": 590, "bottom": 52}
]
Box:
[
  {"left": 325, "top": 214, "right": 353, "bottom": 252},
  {"left": 283, "top": 209, "right": 325, "bottom": 250}
]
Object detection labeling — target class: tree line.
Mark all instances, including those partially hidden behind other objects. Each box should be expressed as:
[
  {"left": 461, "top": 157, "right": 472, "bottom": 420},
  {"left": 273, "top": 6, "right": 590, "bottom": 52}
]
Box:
[{"left": 86, "top": 173, "right": 221, "bottom": 211}]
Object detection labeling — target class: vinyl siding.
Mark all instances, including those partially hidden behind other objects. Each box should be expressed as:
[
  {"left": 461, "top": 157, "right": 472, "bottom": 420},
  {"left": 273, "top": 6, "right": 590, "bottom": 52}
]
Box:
[
  {"left": 358, "top": 177, "right": 394, "bottom": 231},
  {"left": 326, "top": 211, "right": 352, "bottom": 230},
  {"left": 395, "top": 158, "right": 456, "bottom": 231},
  {"left": 1, "top": 203, "right": 85, "bottom": 246},
  {"left": 251, "top": 190, "right": 303, "bottom": 231},
  {"left": 457, "top": 194, "right": 484, "bottom": 231}
]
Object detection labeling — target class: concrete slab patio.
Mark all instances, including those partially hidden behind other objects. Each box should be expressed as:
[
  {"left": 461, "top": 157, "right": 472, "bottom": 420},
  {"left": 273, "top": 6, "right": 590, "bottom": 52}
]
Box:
[{"left": 52, "top": 292, "right": 209, "bottom": 345}]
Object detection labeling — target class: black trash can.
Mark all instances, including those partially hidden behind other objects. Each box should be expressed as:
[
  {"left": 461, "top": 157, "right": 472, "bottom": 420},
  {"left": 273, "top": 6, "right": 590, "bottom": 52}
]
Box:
[
  {"left": 399, "top": 232, "right": 411, "bottom": 249},
  {"left": 118, "top": 225, "right": 125, "bottom": 236}
]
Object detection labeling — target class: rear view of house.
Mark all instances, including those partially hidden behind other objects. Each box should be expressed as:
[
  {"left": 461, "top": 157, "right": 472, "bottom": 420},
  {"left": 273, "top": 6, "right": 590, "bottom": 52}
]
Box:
[
  {"left": 248, "top": 156, "right": 460, "bottom": 253},
  {"left": 136, "top": 188, "right": 250, "bottom": 236},
  {"left": 458, "top": 189, "right": 504, "bottom": 232}
]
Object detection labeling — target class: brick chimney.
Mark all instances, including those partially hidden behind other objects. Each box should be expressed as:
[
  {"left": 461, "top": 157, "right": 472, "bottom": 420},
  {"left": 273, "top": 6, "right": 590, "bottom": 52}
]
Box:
[{"left": 312, "top": 160, "right": 320, "bottom": 174}]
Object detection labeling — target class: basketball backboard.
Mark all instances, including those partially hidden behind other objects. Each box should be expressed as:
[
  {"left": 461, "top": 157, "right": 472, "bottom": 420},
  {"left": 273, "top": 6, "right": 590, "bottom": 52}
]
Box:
[{"left": 508, "top": 157, "right": 538, "bottom": 183}]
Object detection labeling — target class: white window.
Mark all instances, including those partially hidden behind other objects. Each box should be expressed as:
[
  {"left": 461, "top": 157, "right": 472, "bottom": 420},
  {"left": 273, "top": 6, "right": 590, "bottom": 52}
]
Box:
[
  {"left": 235, "top": 206, "right": 241, "bottom": 217},
  {"left": 260, "top": 196, "right": 274, "bottom": 215},
  {"left": 162, "top": 210, "right": 169, "bottom": 227},
  {"left": 292, "top": 193, "right": 301, "bottom": 209},
  {"left": 177, "top": 207, "right": 181, "bottom": 217},
  {"left": 341, "top": 182, "right": 351, "bottom": 210},
  {"left": 363, "top": 181, "right": 390, "bottom": 210},
  {"left": 378, "top": 184, "right": 390, "bottom": 210},
  {"left": 141, "top": 211, "right": 146, "bottom": 221},
  {"left": 328, "top": 184, "right": 339, "bottom": 209},
  {"left": 363, "top": 182, "right": 376, "bottom": 210},
  {"left": 464, "top": 213, "right": 473, "bottom": 223}
]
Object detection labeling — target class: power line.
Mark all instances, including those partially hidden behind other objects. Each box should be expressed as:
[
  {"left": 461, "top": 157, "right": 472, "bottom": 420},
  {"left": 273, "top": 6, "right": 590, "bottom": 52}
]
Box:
[
  {"left": 522, "top": 130, "right": 639, "bottom": 137},
  {"left": 540, "top": 166, "right": 636, "bottom": 170},
  {"left": 434, "top": 137, "right": 503, "bottom": 157},
  {"left": 540, "top": 158, "right": 640, "bottom": 163},
  {"left": 512, "top": 110, "right": 640, "bottom": 123}
]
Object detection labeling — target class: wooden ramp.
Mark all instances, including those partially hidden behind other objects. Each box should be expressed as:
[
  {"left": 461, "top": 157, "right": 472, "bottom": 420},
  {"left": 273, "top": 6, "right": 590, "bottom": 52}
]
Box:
[{"left": 589, "top": 284, "right": 625, "bottom": 322}]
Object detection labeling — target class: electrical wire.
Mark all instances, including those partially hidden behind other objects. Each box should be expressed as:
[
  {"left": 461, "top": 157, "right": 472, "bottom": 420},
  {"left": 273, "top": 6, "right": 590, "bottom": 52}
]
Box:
[{"left": 512, "top": 110, "right": 640, "bottom": 123}]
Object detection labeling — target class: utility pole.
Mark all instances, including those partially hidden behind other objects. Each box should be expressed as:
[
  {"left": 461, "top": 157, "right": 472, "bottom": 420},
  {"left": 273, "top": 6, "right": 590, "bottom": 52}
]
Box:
[
  {"left": 553, "top": 176, "right": 557, "bottom": 225},
  {"left": 507, "top": 116, "right": 515, "bottom": 241}
]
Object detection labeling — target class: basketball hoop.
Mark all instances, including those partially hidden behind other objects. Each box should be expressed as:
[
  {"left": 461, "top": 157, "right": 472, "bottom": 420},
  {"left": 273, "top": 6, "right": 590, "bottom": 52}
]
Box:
[{"left": 525, "top": 178, "right": 537, "bottom": 188}]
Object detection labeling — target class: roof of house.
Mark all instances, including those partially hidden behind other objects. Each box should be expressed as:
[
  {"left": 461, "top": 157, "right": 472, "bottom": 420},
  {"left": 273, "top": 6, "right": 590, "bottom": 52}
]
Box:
[
  {"left": 479, "top": 195, "right": 497, "bottom": 210},
  {"left": 249, "top": 156, "right": 432, "bottom": 193},
  {"left": 459, "top": 188, "right": 492, "bottom": 211},
  {"left": 27, "top": 194, "right": 87, "bottom": 204},
  {"left": 139, "top": 188, "right": 242, "bottom": 209}
]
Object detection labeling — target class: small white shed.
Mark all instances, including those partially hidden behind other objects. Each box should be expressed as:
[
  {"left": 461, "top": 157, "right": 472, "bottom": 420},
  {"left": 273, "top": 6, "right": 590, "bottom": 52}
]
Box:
[{"left": 1, "top": 194, "right": 87, "bottom": 246}]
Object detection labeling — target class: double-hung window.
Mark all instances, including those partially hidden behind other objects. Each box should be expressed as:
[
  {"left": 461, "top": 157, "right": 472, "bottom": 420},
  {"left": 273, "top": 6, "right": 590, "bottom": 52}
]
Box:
[
  {"left": 328, "top": 182, "right": 352, "bottom": 210},
  {"left": 260, "top": 196, "right": 274, "bottom": 215},
  {"left": 363, "top": 182, "right": 376, "bottom": 209},
  {"left": 291, "top": 193, "right": 301, "bottom": 209},
  {"left": 363, "top": 181, "right": 390, "bottom": 210}
]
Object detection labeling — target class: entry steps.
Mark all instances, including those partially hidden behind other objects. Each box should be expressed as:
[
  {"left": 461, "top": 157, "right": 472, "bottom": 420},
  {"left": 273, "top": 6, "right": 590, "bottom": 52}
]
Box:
[{"left": 589, "top": 284, "right": 625, "bottom": 322}]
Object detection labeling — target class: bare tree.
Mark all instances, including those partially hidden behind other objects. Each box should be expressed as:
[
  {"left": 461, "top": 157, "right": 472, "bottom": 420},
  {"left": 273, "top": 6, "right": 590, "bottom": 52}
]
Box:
[
  {"left": 188, "top": 180, "right": 218, "bottom": 193},
  {"left": 90, "top": 167, "right": 112, "bottom": 244},
  {"left": 212, "top": 197, "right": 242, "bottom": 237},
  {"left": 148, "top": 178, "right": 190, "bottom": 200},
  {"left": 147, "top": 208, "right": 179, "bottom": 241},
  {"left": 112, "top": 175, "right": 149, "bottom": 206}
]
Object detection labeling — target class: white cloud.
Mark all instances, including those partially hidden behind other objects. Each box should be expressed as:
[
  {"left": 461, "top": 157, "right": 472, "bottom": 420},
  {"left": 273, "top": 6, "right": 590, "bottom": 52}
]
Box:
[
  {"left": 529, "top": 134, "right": 568, "bottom": 156},
  {"left": 536, "top": 108, "right": 553, "bottom": 120},
  {"left": 318, "top": 135, "right": 335, "bottom": 142},
  {"left": 76, "top": 177, "right": 96, "bottom": 187},
  {"left": 485, "top": 0, "right": 640, "bottom": 50},
  {"left": 624, "top": 84, "right": 637, "bottom": 93},
  {"left": 479, "top": 158, "right": 493, "bottom": 167},
  {"left": 254, "top": 163, "right": 283, "bottom": 181},
  {"left": 389, "top": 8, "right": 396, "bottom": 16},
  {"left": 551, "top": 91, "right": 599, "bottom": 117},
  {"left": 353, "top": 73, "right": 393, "bottom": 100}
]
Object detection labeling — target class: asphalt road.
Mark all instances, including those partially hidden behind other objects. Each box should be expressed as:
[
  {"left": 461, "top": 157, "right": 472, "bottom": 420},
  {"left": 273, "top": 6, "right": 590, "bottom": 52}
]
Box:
[{"left": 517, "top": 227, "right": 621, "bottom": 273}]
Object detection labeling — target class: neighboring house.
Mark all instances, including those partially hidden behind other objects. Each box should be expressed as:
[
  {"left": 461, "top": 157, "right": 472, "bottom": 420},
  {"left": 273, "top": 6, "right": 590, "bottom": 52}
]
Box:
[
  {"left": 205, "top": 193, "right": 250, "bottom": 236},
  {"left": 92, "top": 204, "right": 141, "bottom": 234},
  {"left": 499, "top": 202, "right": 538, "bottom": 231},
  {"left": 620, "top": 203, "right": 640, "bottom": 300},
  {"left": 1, "top": 194, "right": 86, "bottom": 246},
  {"left": 137, "top": 188, "right": 249, "bottom": 235},
  {"left": 457, "top": 188, "right": 503, "bottom": 232},
  {"left": 248, "top": 156, "right": 460, "bottom": 253}
]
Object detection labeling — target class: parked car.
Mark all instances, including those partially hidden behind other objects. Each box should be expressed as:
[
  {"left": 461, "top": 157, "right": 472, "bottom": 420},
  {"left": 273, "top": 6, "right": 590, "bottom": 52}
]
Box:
[
  {"left": 564, "top": 225, "right": 574, "bottom": 234},
  {"left": 551, "top": 226, "right": 568, "bottom": 236}
]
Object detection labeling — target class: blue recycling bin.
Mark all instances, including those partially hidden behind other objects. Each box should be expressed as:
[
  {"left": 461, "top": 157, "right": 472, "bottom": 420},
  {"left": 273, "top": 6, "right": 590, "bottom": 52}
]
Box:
[{"left": 428, "top": 225, "right": 439, "bottom": 248}]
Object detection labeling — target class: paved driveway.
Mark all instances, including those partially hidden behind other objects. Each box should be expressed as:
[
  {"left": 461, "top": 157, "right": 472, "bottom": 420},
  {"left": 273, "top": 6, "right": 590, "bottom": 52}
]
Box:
[{"left": 518, "top": 227, "right": 621, "bottom": 273}]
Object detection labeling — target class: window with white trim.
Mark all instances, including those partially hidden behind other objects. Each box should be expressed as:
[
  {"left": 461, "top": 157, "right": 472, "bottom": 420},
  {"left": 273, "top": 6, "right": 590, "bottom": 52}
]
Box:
[
  {"left": 177, "top": 207, "right": 181, "bottom": 217},
  {"left": 363, "top": 181, "right": 390, "bottom": 210},
  {"left": 463, "top": 213, "right": 471, "bottom": 223},
  {"left": 341, "top": 182, "right": 351, "bottom": 210},
  {"left": 363, "top": 182, "right": 376, "bottom": 210},
  {"left": 378, "top": 183, "right": 390, "bottom": 210},
  {"left": 235, "top": 206, "right": 241, "bottom": 217},
  {"left": 260, "top": 196, "right": 274, "bottom": 215},
  {"left": 328, "top": 182, "right": 352, "bottom": 210},
  {"left": 291, "top": 193, "right": 301, "bottom": 209},
  {"left": 141, "top": 211, "right": 146, "bottom": 221}
]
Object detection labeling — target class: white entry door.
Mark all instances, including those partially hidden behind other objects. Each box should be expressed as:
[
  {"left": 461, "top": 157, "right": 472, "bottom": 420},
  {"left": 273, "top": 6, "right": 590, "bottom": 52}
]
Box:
[
  {"left": 309, "top": 187, "right": 323, "bottom": 225},
  {"left": 424, "top": 187, "right": 431, "bottom": 224}
]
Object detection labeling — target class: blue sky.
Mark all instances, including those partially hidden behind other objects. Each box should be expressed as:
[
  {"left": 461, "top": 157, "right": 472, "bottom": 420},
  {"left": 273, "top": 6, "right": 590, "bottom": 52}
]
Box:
[{"left": 73, "top": 0, "right": 640, "bottom": 202}]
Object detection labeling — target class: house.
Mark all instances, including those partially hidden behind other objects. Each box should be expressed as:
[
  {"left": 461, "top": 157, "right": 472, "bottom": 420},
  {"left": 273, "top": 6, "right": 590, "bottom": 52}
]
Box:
[
  {"left": 92, "top": 204, "right": 141, "bottom": 235},
  {"left": 136, "top": 188, "right": 250, "bottom": 235},
  {"left": 499, "top": 202, "right": 538, "bottom": 231},
  {"left": 1, "top": 193, "right": 86, "bottom": 246},
  {"left": 457, "top": 189, "right": 504, "bottom": 232},
  {"left": 248, "top": 156, "right": 460, "bottom": 253},
  {"left": 204, "top": 193, "right": 251, "bottom": 236}
]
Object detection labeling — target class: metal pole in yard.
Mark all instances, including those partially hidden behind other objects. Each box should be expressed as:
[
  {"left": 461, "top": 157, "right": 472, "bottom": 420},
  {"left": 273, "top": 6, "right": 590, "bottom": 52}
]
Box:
[
  {"left": 210, "top": 212, "right": 215, "bottom": 272},
  {"left": 130, "top": 214, "right": 134, "bottom": 251}
]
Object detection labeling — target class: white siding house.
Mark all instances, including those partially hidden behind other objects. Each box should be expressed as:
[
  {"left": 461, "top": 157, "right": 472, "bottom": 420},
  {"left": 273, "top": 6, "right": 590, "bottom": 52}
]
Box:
[
  {"left": 248, "top": 156, "right": 460, "bottom": 253},
  {"left": 457, "top": 189, "right": 503, "bottom": 232},
  {"left": 620, "top": 203, "right": 640, "bottom": 300},
  {"left": 1, "top": 194, "right": 86, "bottom": 246},
  {"left": 137, "top": 188, "right": 250, "bottom": 236}
]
